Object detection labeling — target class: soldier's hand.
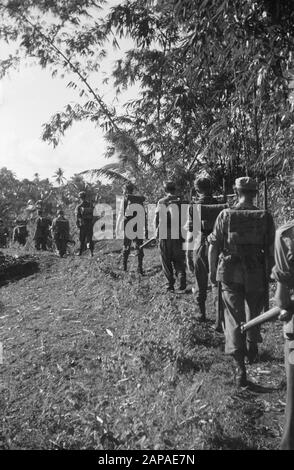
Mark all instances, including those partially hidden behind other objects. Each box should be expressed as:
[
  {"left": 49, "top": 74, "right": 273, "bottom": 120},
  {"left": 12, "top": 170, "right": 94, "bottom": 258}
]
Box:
[{"left": 279, "top": 309, "right": 293, "bottom": 322}]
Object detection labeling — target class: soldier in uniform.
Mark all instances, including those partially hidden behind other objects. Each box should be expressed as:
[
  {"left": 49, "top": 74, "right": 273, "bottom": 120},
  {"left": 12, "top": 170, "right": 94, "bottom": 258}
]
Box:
[
  {"left": 13, "top": 219, "right": 29, "bottom": 246},
  {"left": 76, "top": 191, "right": 94, "bottom": 256},
  {"left": 0, "top": 219, "right": 9, "bottom": 248},
  {"left": 51, "top": 210, "right": 70, "bottom": 258},
  {"left": 272, "top": 220, "right": 294, "bottom": 449},
  {"left": 186, "top": 176, "right": 219, "bottom": 320},
  {"left": 116, "top": 182, "right": 145, "bottom": 274},
  {"left": 33, "top": 210, "right": 52, "bottom": 251},
  {"left": 155, "top": 181, "right": 187, "bottom": 292},
  {"left": 208, "top": 177, "right": 275, "bottom": 387}
]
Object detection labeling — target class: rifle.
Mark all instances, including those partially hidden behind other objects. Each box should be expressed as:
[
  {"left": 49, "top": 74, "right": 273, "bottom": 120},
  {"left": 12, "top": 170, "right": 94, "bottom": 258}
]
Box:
[
  {"left": 263, "top": 177, "right": 270, "bottom": 312},
  {"left": 215, "top": 177, "right": 226, "bottom": 333},
  {"left": 241, "top": 303, "right": 294, "bottom": 333},
  {"left": 140, "top": 237, "right": 156, "bottom": 250}
]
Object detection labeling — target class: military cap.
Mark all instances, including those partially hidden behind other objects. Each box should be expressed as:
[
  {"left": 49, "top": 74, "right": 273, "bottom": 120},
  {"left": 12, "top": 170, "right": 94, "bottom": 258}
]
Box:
[
  {"left": 235, "top": 177, "right": 258, "bottom": 191},
  {"left": 79, "top": 191, "right": 86, "bottom": 198}
]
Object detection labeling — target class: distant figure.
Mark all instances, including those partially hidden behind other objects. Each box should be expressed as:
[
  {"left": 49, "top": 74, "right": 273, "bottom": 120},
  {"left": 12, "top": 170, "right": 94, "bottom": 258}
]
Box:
[
  {"left": 76, "top": 191, "right": 94, "bottom": 256},
  {"left": 155, "top": 181, "right": 187, "bottom": 292},
  {"left": 13, "top": 219, "right": 29, "bottom": 246},
  {"left": 34, "top": 210, "right": 51, "bottom": 251},
  {"left": 116, "top": 182, "right": 146, "bottom": 274},
  {"left": 51, "top": 210, "right": 70, "bottom": 258},
  {"left": 0, "top": 219, "right": 9, "bottom": 248}
]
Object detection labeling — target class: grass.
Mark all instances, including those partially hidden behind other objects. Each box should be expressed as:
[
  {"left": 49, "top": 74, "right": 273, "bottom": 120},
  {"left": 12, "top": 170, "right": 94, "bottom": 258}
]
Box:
[{"left": 0, "top": 242, "right": 287, "bottom": 449}]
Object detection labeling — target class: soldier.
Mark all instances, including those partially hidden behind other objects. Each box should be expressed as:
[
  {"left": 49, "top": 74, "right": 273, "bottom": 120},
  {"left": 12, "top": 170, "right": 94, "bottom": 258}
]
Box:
[
  {"left": 155, "top": 181, "right": 186, "bottom": 292},
  {"left": 0, "top": 219, "right": 9, "bottom": 248},
  {"left": 272, "top": 220, "right": 294, "bottom": 449},
  {"left": 76, "top": 191, "right": 94, "bottom": 256},
  {"left": 51, "top": 210, "right": 70, "bottom": 258},
  {"left": 13, "top": 219, "right": 29, "bottom": 246},
  {"left": 33, "top": 210, "right": 51, "bottom": 251},
  {"left": 208, "top": 177, "right": 275, "bottom": 387},
  {"left": 186, "top": 176, "right": 219, "bottom": 321},
  {"left": 116, "top": 182, "right": 145, "bottom": 274}
]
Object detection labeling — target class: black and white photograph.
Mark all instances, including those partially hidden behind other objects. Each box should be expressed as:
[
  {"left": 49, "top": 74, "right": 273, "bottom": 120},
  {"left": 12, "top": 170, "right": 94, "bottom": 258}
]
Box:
[{"left": 0, "top": 0, "right": 294, "bottom": 458}]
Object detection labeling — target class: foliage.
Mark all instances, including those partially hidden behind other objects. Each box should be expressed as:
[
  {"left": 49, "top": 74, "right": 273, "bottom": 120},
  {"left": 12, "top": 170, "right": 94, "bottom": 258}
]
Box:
[
  {"left": 0, "top": 167, "right": 121, "bottom": 230},
  {"left": 1, "top": 0, "right": 294, "bottom": 194}
]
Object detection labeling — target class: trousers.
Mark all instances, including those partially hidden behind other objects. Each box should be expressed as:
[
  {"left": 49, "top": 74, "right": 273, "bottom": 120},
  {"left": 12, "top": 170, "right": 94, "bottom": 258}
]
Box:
[
  {"left": 79, "top": 224, "right": 94, "bottom": 254},
  {"left": 159, "top": 239, "right": 186, "bottom": 289},
  {"left": 281, "top": 338, "right": 294, "bottom": 450},
  {"left": 221, "top": 282, "right": 264, "bottom": 355}
]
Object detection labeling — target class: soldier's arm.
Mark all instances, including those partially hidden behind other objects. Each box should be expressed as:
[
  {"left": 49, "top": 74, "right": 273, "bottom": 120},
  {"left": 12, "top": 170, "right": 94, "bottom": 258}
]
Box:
[
  {"left": 207, "top": 211, "right": 225, "bottom": 285},
  {"left": 154, "top": 203, "right": 160, "bottom": 239}
]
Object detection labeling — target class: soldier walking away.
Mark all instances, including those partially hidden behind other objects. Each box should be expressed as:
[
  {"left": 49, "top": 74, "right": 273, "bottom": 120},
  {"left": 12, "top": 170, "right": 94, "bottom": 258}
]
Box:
[
  {"left": 76, "top": 191, "right": 94, "bottom": 257},
  {"left": 33, "top": 210, "right": 52, "bottom": 251},
  {"left": 272, "top": 219, "right": 294, "bottom": 449},
  {"left": 116, "top": 182, "right": 146, "bottom": 274},
  {"left": 155, "top": 181, "right": 187, "bottom": 293},
  {"left": 208, "top": 177, "right": 275, "bottom": 387},
  {"left": 0, "top": 219, "right": 9, "bottom": 248},
  {"left": 186, "top": 176, "right": 222, "bottom": 321},
  {"left": 51, "top": 210, "right": 70, "bottom": 258},
  {"left": 13, "top": 219, "right": 29, "bottom": 246}
]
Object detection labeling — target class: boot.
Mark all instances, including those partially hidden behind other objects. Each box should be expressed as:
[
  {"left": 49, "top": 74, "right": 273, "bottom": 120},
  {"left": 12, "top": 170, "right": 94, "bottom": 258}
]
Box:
[
  {"left": 196, "top": 302, "right": 206, "bottom": 321},
  {"left": 123, "top": 252, "right": 128, "bottom": 272},
  {"left": 246, "top": 342, "right": 258, "bottom": 364},
  {"left": 137, "top": 255, "right": 144, "bottom": 275},
  {"left": 233, "top": 351, "right": 247, "bottom": 388}
]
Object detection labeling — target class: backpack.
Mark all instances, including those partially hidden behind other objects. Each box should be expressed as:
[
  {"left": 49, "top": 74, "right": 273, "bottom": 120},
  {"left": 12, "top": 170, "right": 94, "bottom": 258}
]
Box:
[
  {"left": 81, "top": 206, "right": 94, "bottom": 220},
  {"left": 225, "top": 209, "right": 269, "bottom": 259},
  {"left": 124, "top": 195, "right": 146, "bottom": 218},
  {"left": 54, "top": 219, "right": 69, "bottom": 239},
  {"left": 200, "top": 204, "right": 228, "bottom": 233}
]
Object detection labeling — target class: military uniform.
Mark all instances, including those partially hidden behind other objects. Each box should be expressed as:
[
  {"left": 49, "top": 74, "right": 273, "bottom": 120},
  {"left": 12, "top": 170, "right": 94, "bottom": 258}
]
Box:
[
  {"left": 155, "top": 193, "right": 186, "bottom": 291},
  {"left": 52, "top": 214, "right": 70, "bottom": 258},
  {"left": 34, "top": 215, "right": 51, "bottom": 250},
  {"left": 76, "top": 200, "right": 94, "bottom": 256},
  {"left": 13, "top": 222, "right": 28, "bottom": 246},
  {"left": 187, "top": 195, "right": 219, "bottom": 317},
  {"left": 0, "top": 223, "right": 9, "bottom": 248},
  {"left": 118, "top": 193, "right": 146, "bottom": 274},
  {"left": 208, "top": 177, "right": 275, "bottom": 385},
  {"left": 209, "top": 203, "right": 275, "bottom": 350},
  {"left": 272, "top": 221, "right": 294, "bottom": 450}
]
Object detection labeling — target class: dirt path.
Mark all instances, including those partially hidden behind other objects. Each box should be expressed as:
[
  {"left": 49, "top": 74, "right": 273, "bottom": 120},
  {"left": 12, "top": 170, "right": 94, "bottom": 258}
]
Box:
[{"left": 0, "top": 246, "right": 287, "bottom": 449}]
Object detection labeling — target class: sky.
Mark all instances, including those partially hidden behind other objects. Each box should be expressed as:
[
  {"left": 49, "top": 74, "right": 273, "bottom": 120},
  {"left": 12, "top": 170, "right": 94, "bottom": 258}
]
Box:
[{"left": 0, "top": 0, "right": 138, "bottom": 182}]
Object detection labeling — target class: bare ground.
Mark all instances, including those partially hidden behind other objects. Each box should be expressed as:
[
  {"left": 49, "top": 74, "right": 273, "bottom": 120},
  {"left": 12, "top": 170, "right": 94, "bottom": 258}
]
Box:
[{"left": 0, "top": 242, "right": 287, "bottom": 449}]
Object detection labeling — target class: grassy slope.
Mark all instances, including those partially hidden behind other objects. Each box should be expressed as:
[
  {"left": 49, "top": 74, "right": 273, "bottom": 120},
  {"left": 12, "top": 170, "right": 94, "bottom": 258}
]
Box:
[{"left": 0, "top": 243, "right": 287, "bottom": 450}]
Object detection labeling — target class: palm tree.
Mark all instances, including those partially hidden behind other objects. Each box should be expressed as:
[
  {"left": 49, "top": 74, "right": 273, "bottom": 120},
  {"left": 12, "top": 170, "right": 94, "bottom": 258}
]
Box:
[{"left": 53, "top": 168, "right": 66, "bottom": 187}]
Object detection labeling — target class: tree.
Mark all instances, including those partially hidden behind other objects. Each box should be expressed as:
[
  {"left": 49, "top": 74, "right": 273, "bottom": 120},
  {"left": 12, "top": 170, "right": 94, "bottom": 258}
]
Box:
[
  {"left": 53, "top": 168, "right": 66, "bottom": 187},
  {"left": 1, "top": 0, "right": 294, "bottom": 197}
]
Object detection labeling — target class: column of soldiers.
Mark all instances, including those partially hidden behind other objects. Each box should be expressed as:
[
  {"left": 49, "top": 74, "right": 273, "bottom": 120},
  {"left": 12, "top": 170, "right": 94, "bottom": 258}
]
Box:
[{"left": 2, "top": 177, "right": 294, "bottom": 448}]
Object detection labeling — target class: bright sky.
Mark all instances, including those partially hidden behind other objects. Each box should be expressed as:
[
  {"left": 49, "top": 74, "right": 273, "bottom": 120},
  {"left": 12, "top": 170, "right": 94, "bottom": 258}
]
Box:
[{"left": 0, "top": 0, "right": 137, "bottom": 182}]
